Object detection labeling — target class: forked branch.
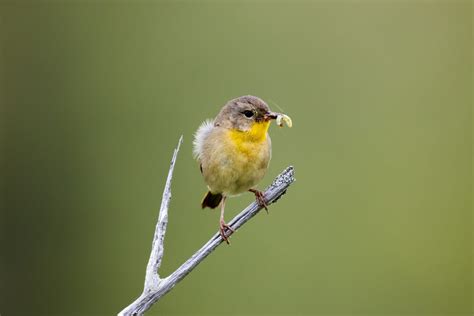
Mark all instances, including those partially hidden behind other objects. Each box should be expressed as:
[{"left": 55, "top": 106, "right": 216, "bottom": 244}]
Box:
[{"left": 118, "top": 136, "right": 295, "bottom": 316}]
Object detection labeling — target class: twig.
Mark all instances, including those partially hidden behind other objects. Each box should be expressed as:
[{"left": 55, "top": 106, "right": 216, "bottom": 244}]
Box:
[{"left": 118, "top": 136, "right": 295, "bottom": 316}]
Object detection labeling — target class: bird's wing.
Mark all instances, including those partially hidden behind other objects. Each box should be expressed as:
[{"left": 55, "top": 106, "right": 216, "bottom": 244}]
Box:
[{"left": 193, "top": 119, "right": 214, "bottom": 161}]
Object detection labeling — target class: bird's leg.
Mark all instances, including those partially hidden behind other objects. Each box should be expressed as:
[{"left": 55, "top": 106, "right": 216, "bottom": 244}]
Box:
[
  {"left": 219, "top": 196, "right": 234, "bottom": 244},
  {"left": 249, "top": 188, "right": 268, "bottom": 213}
]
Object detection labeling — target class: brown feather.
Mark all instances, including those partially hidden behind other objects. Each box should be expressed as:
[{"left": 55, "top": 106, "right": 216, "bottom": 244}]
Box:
[{"left": 201, "top": 191, "right": 223, "bottom": 209}]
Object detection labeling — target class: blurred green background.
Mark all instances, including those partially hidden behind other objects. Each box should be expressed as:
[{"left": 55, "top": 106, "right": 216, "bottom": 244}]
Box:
[{"left": 1, "top": 1, "right": 472, "bottom": 315}]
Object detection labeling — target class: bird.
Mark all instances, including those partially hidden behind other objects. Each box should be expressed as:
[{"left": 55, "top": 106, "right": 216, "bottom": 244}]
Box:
[{"left": 193, "top": 95, "right": 292, "bottom": 244}]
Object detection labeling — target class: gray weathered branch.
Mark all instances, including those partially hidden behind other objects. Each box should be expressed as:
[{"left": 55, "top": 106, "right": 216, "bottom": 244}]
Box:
[{"left": 118, "top": 136, "right": 295, "bottom": 316}]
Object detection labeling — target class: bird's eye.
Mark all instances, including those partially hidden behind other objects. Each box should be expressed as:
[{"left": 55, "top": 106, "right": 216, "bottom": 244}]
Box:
[{"left": 242, "top": 110, "right": 254, "bottom": 118}]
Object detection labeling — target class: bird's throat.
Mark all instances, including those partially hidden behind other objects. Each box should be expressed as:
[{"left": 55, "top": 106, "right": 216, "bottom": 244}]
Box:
[{"left": 229, "top": 121, "right": 270, "bottom": 150}]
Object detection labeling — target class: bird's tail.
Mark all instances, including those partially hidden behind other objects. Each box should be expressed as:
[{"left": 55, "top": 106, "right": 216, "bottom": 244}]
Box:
[{"left": 201, "top": 191, "right": 223, "bottom": 209}]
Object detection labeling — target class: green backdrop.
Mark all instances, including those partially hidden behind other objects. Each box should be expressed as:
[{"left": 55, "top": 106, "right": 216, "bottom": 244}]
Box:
[{"left": 1, "top": 1, "right": 472, "bottom": 315}]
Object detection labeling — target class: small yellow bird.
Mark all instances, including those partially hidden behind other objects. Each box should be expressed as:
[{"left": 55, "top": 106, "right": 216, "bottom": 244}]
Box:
[{"left": 193, "top": 95, "right": 292, "bottom": 243}]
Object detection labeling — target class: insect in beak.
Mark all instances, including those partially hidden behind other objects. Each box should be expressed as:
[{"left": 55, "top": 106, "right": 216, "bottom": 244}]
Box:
[{"left": 264, "top": 112, "right": 292, "bottom": 128}]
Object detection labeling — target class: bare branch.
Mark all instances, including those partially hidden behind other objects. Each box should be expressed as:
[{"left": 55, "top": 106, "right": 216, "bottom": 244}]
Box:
[
  {"left": 145, "top": 135, "right": 182, "bottom": 289},
  {"left": 118, "top": 136, "right": 295, "bottom": 316}
]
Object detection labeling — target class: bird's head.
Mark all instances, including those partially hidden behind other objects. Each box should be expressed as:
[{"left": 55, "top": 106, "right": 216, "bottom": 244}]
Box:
[{"left": 214, "top": 95, "right": 287, "bottom": 132}]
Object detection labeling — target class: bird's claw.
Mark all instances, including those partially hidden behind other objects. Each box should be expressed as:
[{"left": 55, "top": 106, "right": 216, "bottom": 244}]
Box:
[
  {"left": 219, "top": 219, "right": 234, "bottom": 244},
  {"left": 251, "top": 189, "right": 268, "bottom": 213}
]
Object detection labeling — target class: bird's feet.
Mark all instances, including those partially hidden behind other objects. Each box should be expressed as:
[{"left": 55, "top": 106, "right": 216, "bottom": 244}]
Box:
[
  {"left": 219, "top": 219, "right": 234, "bottom": 244},
  {"left": 249, "top": 189, "right": 268, "bottom": 213}
]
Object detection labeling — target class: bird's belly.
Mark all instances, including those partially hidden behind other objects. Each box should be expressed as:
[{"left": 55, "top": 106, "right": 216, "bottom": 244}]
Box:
[{"left": 203, "top": 138, "right": 270, "bottom": 196}]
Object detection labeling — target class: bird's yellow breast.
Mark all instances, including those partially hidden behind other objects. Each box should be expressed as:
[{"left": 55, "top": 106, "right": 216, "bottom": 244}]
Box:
[
  {"left": 228, "top": 121, "right": 270, "bottom": 156},
  {"left": 201, "top": 121, "right": 271, "bottom": 195}
]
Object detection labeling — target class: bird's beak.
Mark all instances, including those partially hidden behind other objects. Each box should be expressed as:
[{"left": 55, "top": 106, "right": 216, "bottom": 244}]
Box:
[
  {"left": 264, "top": 112, "right": 279, "bottom": 121},
  {"left": 264, "top": 111, "right": 293, "bottom": 128}
]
